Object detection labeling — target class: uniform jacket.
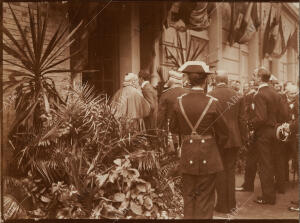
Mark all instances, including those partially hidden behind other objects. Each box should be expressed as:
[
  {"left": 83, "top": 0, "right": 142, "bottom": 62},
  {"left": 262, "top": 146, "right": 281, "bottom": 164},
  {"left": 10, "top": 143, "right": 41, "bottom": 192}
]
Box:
[
  {"left": 157, "top": 86, "right": 190, "bottom": 130},
  {"left": 142, "top": 82, "right": 158, "bottom": 130},
  {"left": 209, "top": 85, "right": 246, "bottom": 148},
  {"left": 170, "top": 90, "right": 228, "bottom": 175},
  {"left": 251, "top": 85, "right": 282, "bottom": 131},
  {"left": 288, "top": 94, "right": 299, "bottom": 135}
]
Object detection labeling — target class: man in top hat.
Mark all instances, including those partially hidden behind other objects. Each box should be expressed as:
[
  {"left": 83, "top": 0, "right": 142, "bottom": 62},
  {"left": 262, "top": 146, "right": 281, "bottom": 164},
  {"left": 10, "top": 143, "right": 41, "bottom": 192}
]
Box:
[
  {"left": 208, "top": 70, "right": 246, "bottom": 214},
  {"left": 250, "top": 67, "right": 284, "bottom": 205},
  {"left": 157, "top": 70, "right": 190, "bottom": 153},
  {"left": 170, "top": 61, "right": 228, "bottom": 219}
]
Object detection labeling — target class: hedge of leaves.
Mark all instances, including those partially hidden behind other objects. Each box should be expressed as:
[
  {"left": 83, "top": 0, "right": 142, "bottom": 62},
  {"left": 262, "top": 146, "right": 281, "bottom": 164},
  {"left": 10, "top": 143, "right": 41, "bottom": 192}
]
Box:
[{"left": 3, "top": 84, "right": 183, "bottom": 219}]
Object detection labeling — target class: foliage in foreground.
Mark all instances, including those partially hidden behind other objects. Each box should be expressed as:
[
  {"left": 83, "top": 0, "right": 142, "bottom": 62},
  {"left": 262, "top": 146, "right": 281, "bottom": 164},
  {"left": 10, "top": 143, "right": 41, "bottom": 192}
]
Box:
[{"left": 4, "top": 84, "right": 183, "bottom": 219}]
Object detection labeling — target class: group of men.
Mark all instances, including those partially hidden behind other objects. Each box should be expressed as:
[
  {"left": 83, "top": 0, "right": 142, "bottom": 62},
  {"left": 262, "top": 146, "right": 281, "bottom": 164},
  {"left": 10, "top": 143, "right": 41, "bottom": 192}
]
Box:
[{"left": 153, "top": 62, "right": 298, "bottom": 218}]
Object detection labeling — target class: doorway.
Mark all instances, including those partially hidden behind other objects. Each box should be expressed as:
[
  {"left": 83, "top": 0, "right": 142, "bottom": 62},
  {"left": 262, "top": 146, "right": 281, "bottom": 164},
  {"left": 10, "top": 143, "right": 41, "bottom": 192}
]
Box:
[{"left": 83, "top": 3, "right": 120, "bottom": 97}]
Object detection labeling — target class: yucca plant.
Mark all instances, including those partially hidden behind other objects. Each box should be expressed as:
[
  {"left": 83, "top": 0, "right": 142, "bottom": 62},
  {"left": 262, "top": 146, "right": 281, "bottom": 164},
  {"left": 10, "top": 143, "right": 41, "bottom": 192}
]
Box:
[
  {"left": 3, "top": 2, "right": 92, "bottom": 135},
  {"left": 165, "top": 30, "right": 207, "bottom": 68}
]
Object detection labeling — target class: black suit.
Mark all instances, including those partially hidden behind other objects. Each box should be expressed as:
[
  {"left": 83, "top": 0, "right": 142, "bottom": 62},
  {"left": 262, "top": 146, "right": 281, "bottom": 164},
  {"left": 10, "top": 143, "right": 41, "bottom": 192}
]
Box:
[
  {"left": 241, "top": 90, "right": 258, "bottom": 191},
  {"left": 142, "top": 82, "right": 158, "bottom": 131},
  {"left": 171, "top": 89, "right": 228, "bottom": 219},
  {"left": 251, "top": 84, "right": 282, "bottom": 203},
  {"left": 209, "top": 85, "right": 245, "bottom": 213},
  {"left": 157, "top": 87, "right": 190, "bottom": 130}
]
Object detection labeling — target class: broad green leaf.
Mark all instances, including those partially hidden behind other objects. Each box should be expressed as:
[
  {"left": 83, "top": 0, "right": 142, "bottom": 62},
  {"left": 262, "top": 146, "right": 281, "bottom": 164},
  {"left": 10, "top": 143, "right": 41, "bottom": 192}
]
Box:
[
  {"left": 130, "top": 201, "right": 143, "bottom": 216},
  {"left": 143, "top": 196, "right": 153, "bottom": 210},
  {"left": 113, "top": 159, "right": 122, "bottom": 166},
  {"left": 119, "top": 200, "right": 129, "bottom": 211},
  {"left": 95, "top": 173, "right": 108, "bottom": 188},
  {"left": 40, "top": 195, "right": 51, "bottom": 203},
  {"left": 113, "top": 193, "right": 125, "bottom": 202},
  {"left": 137, "top": 194, "right": 144, "bottom": 205},
  {"left": 136, "top": 184, "right": 146, "bottom": 193}
]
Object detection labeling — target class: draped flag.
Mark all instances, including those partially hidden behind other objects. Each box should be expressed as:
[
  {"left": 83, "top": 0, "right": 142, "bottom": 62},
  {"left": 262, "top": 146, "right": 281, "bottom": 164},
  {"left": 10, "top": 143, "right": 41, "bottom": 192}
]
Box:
[
  {"left": 271, "top": 16, "right": 287, "bottom": 58},
  {"left": 229, "top": 2, "right": 260, "bottom": 46},
  {"left": 176, "top": 2, "right": 216, "bottom": 31},
  {"left": 263, "top": 6, "right": 288, "bottom": 58},
  {"left": 287, "top": 29, "right": 298, "bottom": 52}
]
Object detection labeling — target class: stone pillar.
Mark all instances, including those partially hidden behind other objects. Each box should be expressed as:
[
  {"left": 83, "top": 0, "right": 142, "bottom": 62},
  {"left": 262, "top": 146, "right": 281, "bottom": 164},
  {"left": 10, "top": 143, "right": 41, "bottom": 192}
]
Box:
[
  {"left": 272, "top": 58, "right": 280, "bottom": 79},
  {"left": 119, "top": 3, "right": 140, "bottom": 86},
  {"left": 248, "top": 32, "right": 260, "bottom": 77},
  {"left": 287, "top": 48, "right": 295, "bottom": 82},
  {"left": 208, "top": 5, "right": 222, "bottom": 69}
]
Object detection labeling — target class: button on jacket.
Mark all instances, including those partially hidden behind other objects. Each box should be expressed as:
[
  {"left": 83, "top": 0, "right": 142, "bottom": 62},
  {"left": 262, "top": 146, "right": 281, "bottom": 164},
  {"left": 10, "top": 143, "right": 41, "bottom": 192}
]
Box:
[{"left": 170, "top": 90, "right": 229, "bottom": 175}]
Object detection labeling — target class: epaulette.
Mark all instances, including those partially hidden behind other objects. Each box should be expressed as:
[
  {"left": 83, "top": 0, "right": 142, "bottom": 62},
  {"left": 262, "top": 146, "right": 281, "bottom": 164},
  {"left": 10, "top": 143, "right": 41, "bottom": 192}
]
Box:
[{"left": 206, "top": 94, "right": 218, "bottom": 101}]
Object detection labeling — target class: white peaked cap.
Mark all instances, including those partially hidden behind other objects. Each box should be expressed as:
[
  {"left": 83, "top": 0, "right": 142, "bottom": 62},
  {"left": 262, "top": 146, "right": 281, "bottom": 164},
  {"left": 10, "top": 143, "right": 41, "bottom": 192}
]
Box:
[{"left": 178, "top": 61, "right": 213, "bottom": 74}]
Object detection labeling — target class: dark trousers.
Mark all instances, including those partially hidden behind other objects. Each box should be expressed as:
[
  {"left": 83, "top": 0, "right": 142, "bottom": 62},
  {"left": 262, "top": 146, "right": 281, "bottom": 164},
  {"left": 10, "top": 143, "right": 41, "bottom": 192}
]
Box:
[
  {"left": 255, "top": 127, "right": 276, "bottom": 203},
  {"left": 215, "top": 147, "right": 238, "bottom": 213},
  {"left": 242, "top": 145, "right": 258, "bottom": 191},
  {"left": 273, "top": 142, "right": 287, "bottom": 192},
  {"left": 182, "top": 173, "right": 216, "bottom": 219}
]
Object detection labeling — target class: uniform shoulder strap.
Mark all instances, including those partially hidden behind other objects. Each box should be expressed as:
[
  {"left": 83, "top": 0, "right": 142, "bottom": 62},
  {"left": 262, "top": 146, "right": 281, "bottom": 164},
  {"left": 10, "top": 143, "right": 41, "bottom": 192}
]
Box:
[
  {"left": 178, "top": 96, "right": 194, "bottom": 132},
  {"left": 178, "top": 96, "right": 214, "bottom": 135}
]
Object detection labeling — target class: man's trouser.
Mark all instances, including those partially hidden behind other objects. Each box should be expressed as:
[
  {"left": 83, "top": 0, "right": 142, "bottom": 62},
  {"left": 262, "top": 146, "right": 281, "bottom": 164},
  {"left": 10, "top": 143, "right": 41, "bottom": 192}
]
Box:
[
  {"left": 182, "top": 173, "right": 216, "bottom": 219},
  {"left": 273, "top": 141, "right": 287, "bottom": 193},
  {"left": 215, "top": 147, "right": 238, "bottom": 213},
  {"left": 242, "top": 144, "right": 258, "bottom": 191},
  {"left": 255, "top": 127, "right": 276, "bottom": 203}
]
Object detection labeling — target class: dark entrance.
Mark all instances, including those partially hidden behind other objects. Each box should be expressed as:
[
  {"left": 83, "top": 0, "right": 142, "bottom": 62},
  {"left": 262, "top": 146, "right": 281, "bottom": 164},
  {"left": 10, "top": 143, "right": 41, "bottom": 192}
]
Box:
[{"left": 83, "top": 3, "right": 120, "bottom": 97}]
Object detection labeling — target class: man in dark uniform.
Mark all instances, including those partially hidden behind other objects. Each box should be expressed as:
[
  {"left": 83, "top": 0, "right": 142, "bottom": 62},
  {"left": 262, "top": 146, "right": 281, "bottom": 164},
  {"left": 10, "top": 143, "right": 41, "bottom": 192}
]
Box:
[
  {"left": 236, "top": 83, "right": 259, "bottom": 192},
  {"left": 170, "top": 61, "right": 228, "bottom": 219},
  {"left": 138, "top": 70, "right": 158, "bottom": 131},
  {"left": 157, "top": 70, "right": 190, "bottom": 153},
  {"left": 157, "top": 70, "right": 190, "bottom": 130},
  {"left": 208, "top": 71, "right": 245, "bottom": 214},
  {"left": 250, "top": 67, "right": 282, "bottom": 205},
  {"left": 275, "top": 84, "right": 299, "bottom": 211}
]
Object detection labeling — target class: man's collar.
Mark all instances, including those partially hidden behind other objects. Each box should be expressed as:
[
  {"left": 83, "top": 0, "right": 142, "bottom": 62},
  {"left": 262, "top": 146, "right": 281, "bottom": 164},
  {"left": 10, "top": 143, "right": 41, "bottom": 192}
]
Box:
[
  {"left": 258, "top": 83, "right": 268, "bottom": 90},
  {"left": 191, "top": 87, "right": 204, "bottom": 91},
  {"left": 141, "top": 81, "right": 150, "bottom": 89}
]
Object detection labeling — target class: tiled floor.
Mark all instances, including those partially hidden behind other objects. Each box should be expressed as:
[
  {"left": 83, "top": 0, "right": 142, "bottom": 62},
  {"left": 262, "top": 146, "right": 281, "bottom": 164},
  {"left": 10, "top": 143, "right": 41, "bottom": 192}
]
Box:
[{"left": 213, "top": 174, "right": 299, "bottom": 219}]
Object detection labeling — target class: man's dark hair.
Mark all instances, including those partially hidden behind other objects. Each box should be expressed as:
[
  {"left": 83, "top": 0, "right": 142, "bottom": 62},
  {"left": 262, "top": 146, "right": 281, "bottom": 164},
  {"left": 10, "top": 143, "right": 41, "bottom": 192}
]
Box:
[
  {"left": 261, "top": 75, "right": 270, "bottom": 82},
  {"left": 257, "top": 67, "right": 270, "bottom": 83},
  {"left": 138, "top": 70, "right": 151, "bottom": 81},
  {"left": 188, "top": 73, "right": 207, "bottom": 86}
]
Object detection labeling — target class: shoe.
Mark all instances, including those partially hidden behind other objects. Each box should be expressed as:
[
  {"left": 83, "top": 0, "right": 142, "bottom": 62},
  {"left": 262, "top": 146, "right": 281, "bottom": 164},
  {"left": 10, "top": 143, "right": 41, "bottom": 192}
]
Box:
[
  {"left": 235, "top": 187, "right": 254, "bottom": 192},
  {"left": 288, "top": 206, "right": 299, "bottom": 212},
  {"left": 291, "top": 201, "right": 299, "bottom": 205},
  {"left": 253, "top": 196, "right": 275, "bottom": 205}
]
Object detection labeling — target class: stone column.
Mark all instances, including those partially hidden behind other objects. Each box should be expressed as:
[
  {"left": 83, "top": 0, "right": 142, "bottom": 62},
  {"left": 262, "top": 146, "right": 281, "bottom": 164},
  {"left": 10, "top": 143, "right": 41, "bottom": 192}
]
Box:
[
  {"left": 208, "top": 5, "right": 222, "bottom": 69},
  {"left": 287, "top": 48, "right": 295, "bottom": 82},
  {"left": 119, "top": 3, "right": 140, "bottom": 86},
  {"left": 248, "top": 32, "right": 260, "bottom": 77},
  {"left": 272, "top": 58, "right": 280, "bottom": 80}
]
